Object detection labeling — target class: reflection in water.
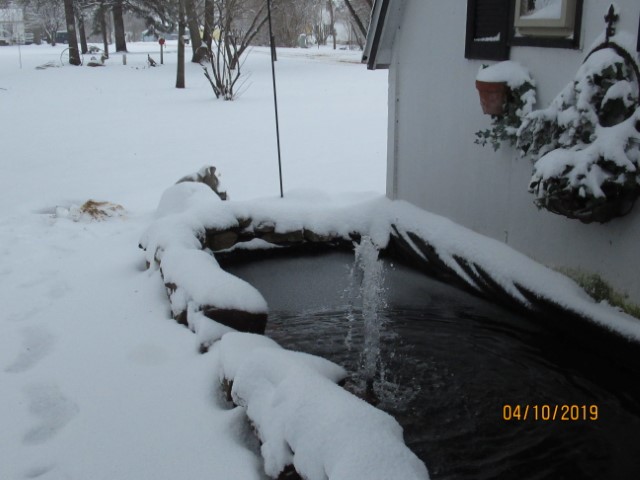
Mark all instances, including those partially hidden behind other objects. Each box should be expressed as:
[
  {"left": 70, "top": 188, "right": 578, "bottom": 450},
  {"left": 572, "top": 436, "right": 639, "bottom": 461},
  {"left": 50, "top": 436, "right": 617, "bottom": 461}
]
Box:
[{"left": 225, "top": 252, "right": 640, "bottom": 479}]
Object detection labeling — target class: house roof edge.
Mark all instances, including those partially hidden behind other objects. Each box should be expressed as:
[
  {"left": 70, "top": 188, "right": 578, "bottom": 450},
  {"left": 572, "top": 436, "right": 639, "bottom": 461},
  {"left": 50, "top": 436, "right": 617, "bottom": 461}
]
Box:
[{"left": 362, "top": 0, "right": 394, "bottom": 70}]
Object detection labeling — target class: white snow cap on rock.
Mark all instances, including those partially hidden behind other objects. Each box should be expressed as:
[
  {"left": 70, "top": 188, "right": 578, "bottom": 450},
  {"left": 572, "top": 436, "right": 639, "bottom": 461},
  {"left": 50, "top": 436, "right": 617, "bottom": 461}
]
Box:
[
  {"left": 216, "top": 332, "right": 429, "bottom": 480},
  {"left": 143, "top": 182, "right": 640, "bottom": 342},
  {"left": 161, "top": 248, "right": 268, "bottom": 315}
]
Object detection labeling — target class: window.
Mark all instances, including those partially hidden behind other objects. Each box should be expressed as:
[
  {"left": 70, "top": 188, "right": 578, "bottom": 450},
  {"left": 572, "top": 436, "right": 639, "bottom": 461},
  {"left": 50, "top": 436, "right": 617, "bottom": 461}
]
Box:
[
  {"left": 465, "top": 0, "right": 583, "bottom": 60},
  {"left": 510, "top": 0, "right": 583, "bottom": 48}
]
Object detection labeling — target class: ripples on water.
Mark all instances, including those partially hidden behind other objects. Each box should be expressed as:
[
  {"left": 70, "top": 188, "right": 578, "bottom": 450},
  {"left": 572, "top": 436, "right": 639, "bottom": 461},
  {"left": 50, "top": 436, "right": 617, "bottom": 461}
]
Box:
[{"left": 224, "top": 252, "right": 640, "bottom": 480}]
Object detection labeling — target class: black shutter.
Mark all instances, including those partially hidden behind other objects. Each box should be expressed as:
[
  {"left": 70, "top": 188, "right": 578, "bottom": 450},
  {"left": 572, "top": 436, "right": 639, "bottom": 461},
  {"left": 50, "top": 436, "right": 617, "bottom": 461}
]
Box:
[
  {"left": 637, "top": 13, "right": 639, "bottom": 52},
  {"left": 465, "top": 0, "right": 510, "bottom": 60}
]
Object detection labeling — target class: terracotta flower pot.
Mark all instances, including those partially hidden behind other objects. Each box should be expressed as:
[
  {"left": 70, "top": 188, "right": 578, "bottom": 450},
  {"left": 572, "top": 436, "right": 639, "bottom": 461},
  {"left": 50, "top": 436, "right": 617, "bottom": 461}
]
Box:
[{"left": 475, "top": 80, "right": 508, "bottom": 116}]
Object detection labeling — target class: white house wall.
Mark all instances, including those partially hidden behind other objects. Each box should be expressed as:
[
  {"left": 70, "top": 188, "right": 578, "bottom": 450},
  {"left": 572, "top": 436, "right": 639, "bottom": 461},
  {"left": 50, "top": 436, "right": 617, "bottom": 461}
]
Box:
[{"left": 389, "top": 0, "right": 640, "bottom": 303}]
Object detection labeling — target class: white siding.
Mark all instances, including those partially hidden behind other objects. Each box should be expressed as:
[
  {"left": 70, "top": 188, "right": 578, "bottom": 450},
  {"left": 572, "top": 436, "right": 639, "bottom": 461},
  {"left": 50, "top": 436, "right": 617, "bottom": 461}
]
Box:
[{"left": 389, "top": 0, "right": 640, "bottom": 302}]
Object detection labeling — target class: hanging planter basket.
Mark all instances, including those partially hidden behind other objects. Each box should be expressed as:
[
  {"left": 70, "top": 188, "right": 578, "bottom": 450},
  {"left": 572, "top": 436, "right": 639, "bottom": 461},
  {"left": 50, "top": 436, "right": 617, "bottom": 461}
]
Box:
[
  {"left": 531, "top": 168, "right": 640, "bottom": 224},
  {"left": 475, "top": 80, "right": 508, "bottom": 116},
  {"left": 519, "top": 25, "right": 640, "bottom": 224}
]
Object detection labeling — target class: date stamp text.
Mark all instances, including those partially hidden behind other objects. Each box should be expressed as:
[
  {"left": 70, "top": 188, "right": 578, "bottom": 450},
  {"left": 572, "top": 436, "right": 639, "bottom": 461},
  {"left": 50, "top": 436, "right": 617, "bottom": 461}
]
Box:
[{"left": 502, "top": 404, "right": 598, "bottom": 421}]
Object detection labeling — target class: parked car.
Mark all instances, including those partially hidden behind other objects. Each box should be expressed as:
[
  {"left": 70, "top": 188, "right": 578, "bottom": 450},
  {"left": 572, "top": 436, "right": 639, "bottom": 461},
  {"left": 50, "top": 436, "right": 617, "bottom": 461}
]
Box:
[{"left": 55, "top": 31, "right": 68, "bottom": 44}]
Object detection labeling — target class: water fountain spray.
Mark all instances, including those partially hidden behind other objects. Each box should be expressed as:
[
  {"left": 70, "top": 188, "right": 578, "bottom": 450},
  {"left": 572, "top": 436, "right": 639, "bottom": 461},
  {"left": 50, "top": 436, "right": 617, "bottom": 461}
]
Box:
[{"left": 353, "top": 236, "right": 386, "bottom": 400}]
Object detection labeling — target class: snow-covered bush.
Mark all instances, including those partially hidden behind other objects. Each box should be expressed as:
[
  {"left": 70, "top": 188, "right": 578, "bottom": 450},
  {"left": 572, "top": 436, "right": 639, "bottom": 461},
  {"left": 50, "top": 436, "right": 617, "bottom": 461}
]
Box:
[
  {"left": 475, "top": 61, "right": 537, "bottom": 151},
  {"left": 517, "top": 40, "right": 640, "bottom": 223}
]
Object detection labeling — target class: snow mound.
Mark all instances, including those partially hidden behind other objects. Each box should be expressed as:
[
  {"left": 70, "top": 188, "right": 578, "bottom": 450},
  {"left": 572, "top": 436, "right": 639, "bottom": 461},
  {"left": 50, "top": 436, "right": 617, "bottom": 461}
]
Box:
[
  {"left": 156, "top": 182, "right": 222, "bottom": 219},
  {"left": 142, "top": 182, "right": 268, "bottom": 333},
  {"left": 142, "top": 184, "right": 640, "bottom": 342},
  {"left": 161, "top": 247, "right": 268, "bottom": 316},
  {"left": 216, "top": 332, "right": 429, "bottom": 480}
]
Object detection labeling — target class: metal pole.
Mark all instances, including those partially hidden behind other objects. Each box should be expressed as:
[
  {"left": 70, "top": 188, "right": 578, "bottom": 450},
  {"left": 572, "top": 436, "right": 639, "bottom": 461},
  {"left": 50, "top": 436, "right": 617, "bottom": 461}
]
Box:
[{"left": 267, "top": 0, "right": 284, "bottom": 198}]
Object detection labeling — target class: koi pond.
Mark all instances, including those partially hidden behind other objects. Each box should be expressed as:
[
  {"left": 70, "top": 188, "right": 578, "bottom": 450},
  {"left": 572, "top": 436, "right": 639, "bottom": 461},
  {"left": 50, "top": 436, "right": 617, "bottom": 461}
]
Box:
[{"left": 222, "top": 248, "right": 640, "bottom": 480}]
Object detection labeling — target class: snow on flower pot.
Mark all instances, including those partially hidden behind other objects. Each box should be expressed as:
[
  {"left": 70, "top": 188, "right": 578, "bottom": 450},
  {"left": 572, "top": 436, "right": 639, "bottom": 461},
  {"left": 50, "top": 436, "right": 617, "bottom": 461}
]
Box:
[
  {"left": 474, "top": 62, "right": 536, "bottom": 150},
  {"left": 475, "top": 80, "right": 508, "bottom": 116}
]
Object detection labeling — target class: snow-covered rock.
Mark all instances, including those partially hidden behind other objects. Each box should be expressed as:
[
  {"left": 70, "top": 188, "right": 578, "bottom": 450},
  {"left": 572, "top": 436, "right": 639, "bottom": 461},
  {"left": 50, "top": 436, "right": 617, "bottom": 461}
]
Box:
[
  {"left": 142, "top": 184, "right": 640, "bottom": 342},
  {"left": 160, "top": 247, "right": 268, "bottom": 332},
  {"left": 215, "top": 332, "right": 428, "bottom": 480}
]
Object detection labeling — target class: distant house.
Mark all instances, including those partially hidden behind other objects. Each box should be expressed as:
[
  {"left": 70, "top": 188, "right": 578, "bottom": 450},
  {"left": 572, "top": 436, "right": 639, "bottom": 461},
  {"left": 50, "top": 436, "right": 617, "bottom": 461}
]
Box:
[
  {"left": 364, "top": 1, "right": 640, "bottom": 303},
  {"left": 0, "top": 6, "right": 25, "bottom": 45}
]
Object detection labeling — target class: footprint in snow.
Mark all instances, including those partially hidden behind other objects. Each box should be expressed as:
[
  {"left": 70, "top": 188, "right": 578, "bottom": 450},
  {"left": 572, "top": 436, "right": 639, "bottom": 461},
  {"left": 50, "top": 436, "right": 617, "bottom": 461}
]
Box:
[
  {"left": 46, "top": 281, "right": 70, "bottom": 300},
  {"left": 23, "top": 464, "right": 56, "bottom": 479},
  {"left": 22, "top": 383, "right": 79, "bottom": 445},
  {"left": 5, "top": 326, "right": 55, "bottom": 373},
  {"left": 5, "top": 306, "right": 47, "bottom": 323}
]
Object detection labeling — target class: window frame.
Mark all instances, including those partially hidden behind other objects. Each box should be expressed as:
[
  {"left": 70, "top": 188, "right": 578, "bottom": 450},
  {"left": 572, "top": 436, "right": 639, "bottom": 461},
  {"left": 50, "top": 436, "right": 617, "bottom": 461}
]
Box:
[{"left": 509, "top": 0, "right": 583, "bottom": 49}]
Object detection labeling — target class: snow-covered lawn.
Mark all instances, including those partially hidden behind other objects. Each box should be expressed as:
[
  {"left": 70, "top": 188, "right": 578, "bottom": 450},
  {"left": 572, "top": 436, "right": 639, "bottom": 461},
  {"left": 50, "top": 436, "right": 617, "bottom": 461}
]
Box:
[
  {"left": 0, "top": 42, "right": 388, "bottom": 479},
  {"left": 5, "top": 39, "right": 639, "bottom": 480}
]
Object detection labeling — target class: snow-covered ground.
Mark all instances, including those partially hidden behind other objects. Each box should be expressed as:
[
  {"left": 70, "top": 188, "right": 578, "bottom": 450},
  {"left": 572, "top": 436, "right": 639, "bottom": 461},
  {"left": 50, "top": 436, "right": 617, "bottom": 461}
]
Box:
[
  {"left": 0, "top": 42, "right": 389, "bottom": 479},
  {"left": 4, "top": 37, "right": 640, "bottom": 480}
]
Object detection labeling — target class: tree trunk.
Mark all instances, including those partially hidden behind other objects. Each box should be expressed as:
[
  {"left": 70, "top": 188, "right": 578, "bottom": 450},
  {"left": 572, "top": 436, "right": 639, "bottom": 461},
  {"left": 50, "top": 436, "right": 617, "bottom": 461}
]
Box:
[
  {"left": 112, "top": 1, "right": 127, "bottom": 52},
  {"left": 351, "top": 22, "right": 364, "bottom": 49},
  {"left": 63, "top": 0, "right": 81, "bottom": 65},
  {"left": 232, "top": 13, "right": 268, "bottom": 69},
  {"left": 100, "top": 5, "right": 109, "bottom": 58},
  {"left": 184, "top": 0, "right": 203, "bottom": 62},
  {"left": 343, "top": 0, "right": 367, "bottom": 38},
  {"left": 328, "top": 0, "right": 336, "bottom": 50},
  {"left": 202, "top": 0, "right": 214, "bottom": 51},
  {"left": 78, "top": 12, "right": 88, "bottom": 54},
  {"left": 176, "top": 0, "right": 186, "bottom": 88}
]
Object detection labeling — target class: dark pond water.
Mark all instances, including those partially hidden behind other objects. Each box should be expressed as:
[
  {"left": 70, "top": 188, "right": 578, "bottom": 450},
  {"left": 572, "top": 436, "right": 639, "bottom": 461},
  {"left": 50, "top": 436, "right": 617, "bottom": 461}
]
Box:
[{"left": 223, "top": 251, "right": 640, "bottom": 480}]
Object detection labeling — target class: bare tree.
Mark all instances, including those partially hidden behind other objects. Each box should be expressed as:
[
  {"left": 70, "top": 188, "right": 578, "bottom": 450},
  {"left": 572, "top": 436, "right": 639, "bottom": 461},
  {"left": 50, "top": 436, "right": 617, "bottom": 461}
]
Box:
[
  {"left": 176, "top": 0, "right": 185, "bottom": 88},
  {"left": 20, "top": 0, "right": 65, "bottom": 45},
  {"left": 76, "top": 9, "right": 88, "bottom": 53},
  {"left": 202, "top": 31, "right": 245, "bottom": 100},
  {"left": 100, "top": 0, "right": 176, "bottom": 53},
  {"left": 326, "top": 0, "right": 335, "bottom": 49},
  {"left": 201, "top": 0, "right": 269, "bottom": 100},
  {"left": 112, "top": 0, "right": 126, "bottom": 51},
  {"left": 202, "top": 0, "right": 214, "bottom": 50},
  {"left": 212, "top": 0, "right": 268, "bottom": 68},
  {"left": 342, "top": 0, "right": 370, "bottom": 39},
  {"left": 73, "top": 0, "right": 98, "bottom": 53},
  {"left": 63, "top": 0, "right": 81, "bottom": 64},
  {"left": 97, "top": 2, "right": 110, "bottom": 57},
  {"left": 184, "top": 0, "right": 205, "bottom": 62},
  {"left": 267, "top": 0, "right": 313, "bottom": 47}
]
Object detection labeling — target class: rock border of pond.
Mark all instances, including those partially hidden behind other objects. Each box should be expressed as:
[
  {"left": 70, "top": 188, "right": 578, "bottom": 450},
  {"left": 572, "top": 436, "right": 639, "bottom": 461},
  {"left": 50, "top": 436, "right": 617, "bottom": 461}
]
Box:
[
  {"left": 139, "top": 181, "right": 640, "bottom": 480},
  {"left": 140, "top": 182, "right": 640, "bottom": 345}
]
